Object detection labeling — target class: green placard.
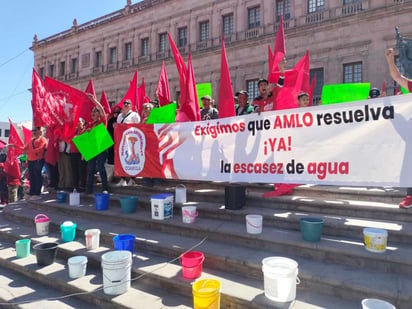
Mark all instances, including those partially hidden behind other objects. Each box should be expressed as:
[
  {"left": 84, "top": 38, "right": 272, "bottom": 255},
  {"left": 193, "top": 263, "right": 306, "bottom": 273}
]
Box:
[
  {"left": 146, "top": 102, "right": 177, "bottom": 124},
  {"left": 401, "top": 86, "right": 410, "bottom": 94},
  {"left": 196, "top": 83, "right": 212, "bottom": 108},
  {"left": 72, "top": 123, "right": 113, "bottom": 161},
  {"left": 321, "top": 83, "right": 370, "bottom": 105}
]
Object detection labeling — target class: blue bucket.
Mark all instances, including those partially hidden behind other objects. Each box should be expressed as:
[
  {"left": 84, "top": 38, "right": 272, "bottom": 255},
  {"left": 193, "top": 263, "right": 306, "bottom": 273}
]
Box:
[
  {"left": 57, "top": 191, "right": 67, "bottom": 203},
  {"left": 60, "top": 221, "right": 77, "bottom": 242},
  {"left": 113, "top": 234, "right": 136, "bottom": 254},
  {"left": 120, "top": 196, "right": 138, "bottom": 214},
  {"left": 95, "top": 193, "right": 109, "bottom": 211}
]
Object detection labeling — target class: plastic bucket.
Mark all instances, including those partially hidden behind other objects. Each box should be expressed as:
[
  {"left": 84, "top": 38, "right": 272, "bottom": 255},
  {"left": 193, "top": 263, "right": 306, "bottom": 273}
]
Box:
[
  {"left": 246, "top": 214, "right": 263, "bottom": 234},
  {"left": 120, "top": 196, "right": 138, "bottom": 214},
  {"left": 192, "top": 279, "right": 221, "bottom": 309},
  {"left": 175, "top": 184, "right": 187, "bottom": 204},
  {"left": 299, "top": 217, "right": 324, "bottom": 242},
  {"left": 56, "top": 191, "right": 67, "bottom": 203},
  {"left": 60, "top": 221, "right": 77, "bottom": 242},
  {"left": 363, "top": 228, "right": 388, "bottom": 253},
  {"left": 182, "top": 206, "right": 198, "bottom": 224},
  {"left": 101, "top": 250, "right": 132, "bottom": 295},
  {"left": 85, "top": 229, "right": 101, "bottom": 250},
  {"left": 15, "top": 239, "right": 31, "bottom": 258},
  {"left": 95, "top": 193, "right": 109, "bottom": 211},
  {"left": 180, "top": 251, "right": 205, "bottom": 279},
  {"left": 361, "top": 298, "right": 395, "bottom": 309},
  {"left": 68, "top": 256, "right": 88, "bottom": 279},
  {"left": 113, "top": 234, "right": 136, "bottom": 254},
  {"left": 34, "top": 214, "right": 50, "bottom": 236},
  {"left": 151, "top": 193, "right": 174, "bottom": 220},
  {"left": 262, "top": 256, "right": 299, "bottom": 302},
  {"left": 69, "top": 190, "right": 80, "bottom": 206},
  {"left": 33, "top": 242, "right": 59, "bottom": 266}
]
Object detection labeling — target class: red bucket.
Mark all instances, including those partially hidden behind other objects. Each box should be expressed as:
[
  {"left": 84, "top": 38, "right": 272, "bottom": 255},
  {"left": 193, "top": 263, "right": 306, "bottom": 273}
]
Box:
[{"left": 180, "top": 251, "right": 205, "bottom": 279}]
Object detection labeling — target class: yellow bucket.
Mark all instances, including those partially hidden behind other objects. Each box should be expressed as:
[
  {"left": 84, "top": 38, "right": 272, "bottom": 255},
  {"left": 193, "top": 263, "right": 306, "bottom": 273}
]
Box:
[{"left": 192, "top": 279, "right": 221, "bottom": 309}]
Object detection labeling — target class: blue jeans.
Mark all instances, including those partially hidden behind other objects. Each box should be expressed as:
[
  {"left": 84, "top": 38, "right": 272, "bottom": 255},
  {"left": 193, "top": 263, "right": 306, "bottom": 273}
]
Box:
[
  {"left": 28, "top": 159, "right": 44, "bottom": 195},
  {"left": 87, "top": 151, "right": 108, "bottom": 193}
]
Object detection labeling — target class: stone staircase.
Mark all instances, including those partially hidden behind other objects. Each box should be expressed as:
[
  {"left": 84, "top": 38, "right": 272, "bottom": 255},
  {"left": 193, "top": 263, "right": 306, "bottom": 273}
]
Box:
[{"left": 0, "top": 180, "right": 410, "bottom": 308}]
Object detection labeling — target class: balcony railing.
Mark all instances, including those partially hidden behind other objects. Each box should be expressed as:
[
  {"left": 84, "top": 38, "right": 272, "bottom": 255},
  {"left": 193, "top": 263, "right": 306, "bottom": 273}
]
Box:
[
  {"left": 156, "top": 50, "right": 170, "bottom": 60},
  {"left": 196, "top": 40, "right": 209, "bottom": 50},
  {"left": 92, "top": 65, "right": 104, "bottom": 73},
  {"left": 244, "top": 27, "right": 261, "bottom": 40},
  {"left": 121, "top": 59, "right": 132, "bottom": 68},
  {"left": 138, "top": 55, "right": 150, "bottom": 63},
  {"left": 306, "top": 11, "right": 324, "bottom": 24},
  {"left": 106, "top": 62, "right": 118, "bottom": 71},
  {"left": 178, "top": 45, "right": 188, "bottom": 54}
]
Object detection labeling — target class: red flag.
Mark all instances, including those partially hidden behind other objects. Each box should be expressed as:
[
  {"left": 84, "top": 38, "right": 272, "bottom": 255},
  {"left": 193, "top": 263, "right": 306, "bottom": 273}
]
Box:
[
  {"left": 268, "top": 45, "right": 274, "bottom": 75},
  {"left": 100, "top": 90, "right": 111, "bottom": 116},
  {"left": 4, "top": 119, "right": 24, "bottom": 179},
  {"left": 44, "top": 76, "right": 89, "bottom": 141},
  {"left": 112, "top": 71, "right": 138, "bottom": 112},
  {"left": 218, "top": 36, "right": 235, "bottom": 118},
  {"left": 168, "top": 32, "right": 188, "bottom": 107},
  {"left": 381, "top": 81, "right": 386, "bottom": 94},
  {"left": 309, "top": 76, "right": 316, "bottom": 106},
  {"left": 268, "top": 16, "right": 286, "bottom": 82},
  {"left": 138, "top": 77, "right": 151, "bottom": 115},
  {"left": 85, "top": 79, "right": 96, "bottom": 97},
  {"left": 157, "top": 61, "right": 171, "bottom": 106},
  {"left": 22, "top": 125, "right": 31, "bottom": 143},
  {"left": 176, "top": 54, "right": 200, "bottom": 122}
]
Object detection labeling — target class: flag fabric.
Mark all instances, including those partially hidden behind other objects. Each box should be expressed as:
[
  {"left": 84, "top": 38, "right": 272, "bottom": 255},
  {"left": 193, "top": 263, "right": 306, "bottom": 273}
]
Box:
[
  {"left": 112, "top": 71, "right": 139, "bottom": 112},
  {"left": 168, "top": 32, "right": 188, "bottom": 108},
  {"left": 268, "top": 16, "right": 286, "bottom": 82},
  {"left": 176, "top": 54, "right": 200, "bottom": 122},
  {"left": 100, "top": 90, "right": 111, "bottom": 116},
  {"left": 81, "top": 79, "right": 98, "bottom": 124},
  {"left": 268, "top": 45, "right": 274, "bottom": 75},
  {"left": 138, "top": 77, "right": 150, "bottom": 115},
  {"left": 4, "top": 119, "right": 24, "bottom": 179},
  {"left": 22, "top": 125, "right": 31, "bottom": 143},
  {"left": 381, "top": 81, "right": 386, "bottom": 94},
  {"left": 218, "top": 36, "right": 235, "bottom": 118},
  {"left": 44, "top": 76, "right": 89, "bottom": 142},
  {"left": 157, "top": 61, "right": 171, "bottom": 106},
  {"left": 309, "top": 76, "right": 316, "bottom": 106}
]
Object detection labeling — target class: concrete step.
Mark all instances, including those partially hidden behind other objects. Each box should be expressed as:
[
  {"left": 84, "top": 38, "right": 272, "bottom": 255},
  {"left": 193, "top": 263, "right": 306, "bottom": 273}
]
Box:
[
  {"left": 2, "top": 201, "right": 410, "bottom": 308},
  {"left": 0, "top": 210, "right": 364, "bottom": 309}
]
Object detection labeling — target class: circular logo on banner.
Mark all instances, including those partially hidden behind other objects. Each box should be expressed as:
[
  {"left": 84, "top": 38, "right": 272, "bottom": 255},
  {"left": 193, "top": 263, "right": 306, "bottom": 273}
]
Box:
[{"left": 119, "top": 127, "right": 146, "bottom": 176}]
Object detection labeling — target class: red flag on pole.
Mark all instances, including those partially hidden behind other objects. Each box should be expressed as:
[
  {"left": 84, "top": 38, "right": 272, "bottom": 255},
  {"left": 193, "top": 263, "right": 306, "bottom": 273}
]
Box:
[
  {"left": 218, "top": 36, "right": 235, "bottom": 118},
  {"left": 168, "top": 32, "right": 188, "bottom": 107},
  {"left": 176, "top": 54, "right": 200, "bottom": 122},
  {"left": 138, "top": 77, "right": 151, "bottom": 115},
  {"left": 100, "top": 90, "right": 111, "bottom": 116},
  {"left": 22, "top": 125, "right": 31, "bottom": 143},
  {"left": 309, "top": 75, "right": 316, "bottom": 106},
  {"left": 268, "top": 16, "right": 286, "bottom": 82},
  {"left": 157, "top": 61, "right": 171, "bottom": 106},
  {"left": 4, "top": 119, "right": 24, "bottom": 179},
  {"left": 112, "top": 71, "right": 138, "bottom": 112}
]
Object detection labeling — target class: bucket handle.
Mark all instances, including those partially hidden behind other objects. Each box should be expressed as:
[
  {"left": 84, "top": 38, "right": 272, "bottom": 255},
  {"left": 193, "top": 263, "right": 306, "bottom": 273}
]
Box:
[
  {"left": 246, "top": 218, "right": 261, "bottom": 229},
  {"left": 296, "top": 276, "right": 300, "bottom": 285},
  {"left": 180, "top": 255, "right": 205, "bottom": 267},
  {"left": 176, "top": 184, "right": 186, "bottom": 189},
  {"left": 34, "top": 214, "right": 49, "bottom": 222}
]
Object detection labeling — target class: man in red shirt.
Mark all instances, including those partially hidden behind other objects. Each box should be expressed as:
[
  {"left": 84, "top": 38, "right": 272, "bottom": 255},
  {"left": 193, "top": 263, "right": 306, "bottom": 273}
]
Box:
[{"left": 385, "top": 47, "right": 412, "bottom": 208}]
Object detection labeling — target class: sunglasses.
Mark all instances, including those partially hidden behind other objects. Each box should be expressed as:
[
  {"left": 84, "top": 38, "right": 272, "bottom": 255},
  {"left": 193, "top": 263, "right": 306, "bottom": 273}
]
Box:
[{"left": 123, "top": 102, "right": 131, "bottom": 105}]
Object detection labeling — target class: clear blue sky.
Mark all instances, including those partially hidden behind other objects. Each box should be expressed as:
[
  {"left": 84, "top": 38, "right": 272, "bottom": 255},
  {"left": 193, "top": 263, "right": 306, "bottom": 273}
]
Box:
[{"left": 0, "top": 1, "right": 132, "bottom": 124}]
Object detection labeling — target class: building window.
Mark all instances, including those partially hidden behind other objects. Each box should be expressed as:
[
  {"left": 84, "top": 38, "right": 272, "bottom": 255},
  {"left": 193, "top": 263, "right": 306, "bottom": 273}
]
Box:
[
  {"left": 109, "top": 47, "right": 117, "bottom": 65},
  {"left": 343, "top": 62, "right": 362, "bottom": 83},
  {"left": 248, "top": 6, "right": 260, "bottom": 29},
  {"left": 49, "top": 64, "right": 55, "bottom": 77},
  {"left": 59, "top": 61, "right": 65, "bottom": 76},
  {"left": 308, "top": 0, "right": 324, "bottom": 13},
  {"left": 247, "top": 79, "right": 259, "bottom": 100},
  {"left": 95, "top": 51, "right": 102, "bottom": 67},
  {"left": 199, "top": 21, "right": 209, "bottom": 42},
  {"left": 39, "top": 67, "right": 44, "bottom": 79},
  {"left": 141, "top": 38, "right": 149, "bottom": 56},
  {"left": 125, "top": 42, "right": 132, "bottom": 60},
  {"left": 343, "top": 0, "right": 361, "bottom": 4},
  {"left": 178, "top": 27, "right": 188, "bottom": 47},
  {"left": 276, "top": 0, "right": 291, "bottom": 21},
  {"left": 159, "top": 33, "right": 168, "bottom": 52},
  {"left": 4, "top": 129, "right": 9, "bottom": 138},
  {"left": 71, "top": 58, "right": 77, "bottom": 74},
  {"left": 309, "top": 68, "right": 324, "bottom": 96},
  {"left": 222, "top": 14, "right": 234, "bottom": 36}
]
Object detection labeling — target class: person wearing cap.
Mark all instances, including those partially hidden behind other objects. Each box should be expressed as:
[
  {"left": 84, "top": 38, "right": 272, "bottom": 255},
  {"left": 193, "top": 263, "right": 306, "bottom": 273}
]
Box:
[
  {"left": 253, "top": 57, "right": 286, "bottom": 113},
  {"left": 235, "top": 90, "right": 254, "bottom": 116},
  {"left": 385, "top": 47, "right": 412, "bottom": 208},
  {"left": 200, "top": 95, "right": 219, "bottom": 120}
]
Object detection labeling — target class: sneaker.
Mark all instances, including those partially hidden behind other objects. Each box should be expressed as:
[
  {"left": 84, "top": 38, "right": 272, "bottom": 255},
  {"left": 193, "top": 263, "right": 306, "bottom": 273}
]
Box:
[
  {"left": 116, "top": 179, "right": 127, "bottom": 187},
  {"left": 29, "top": 195, "right": 42, "bottom": 201},
  {"left": 399, "top": 195, "right": 412, "bottom": 208},
  {"left": 127, "top": 179, "right": 135, "bottom": 186}
]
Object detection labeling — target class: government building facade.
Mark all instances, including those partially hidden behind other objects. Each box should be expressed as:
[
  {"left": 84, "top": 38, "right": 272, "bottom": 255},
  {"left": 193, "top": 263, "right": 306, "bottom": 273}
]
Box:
[{"left": 31, "top": 0, "right": 412, "bottom": 107}]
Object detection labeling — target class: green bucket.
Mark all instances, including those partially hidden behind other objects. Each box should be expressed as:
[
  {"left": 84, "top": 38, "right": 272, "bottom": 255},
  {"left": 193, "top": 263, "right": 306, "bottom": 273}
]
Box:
[
  {"left": 299, "top": 217, "right": 324, "bottom": 242},
  {"left": 120, "top": 196, "right": 138, "bottom": 214}
]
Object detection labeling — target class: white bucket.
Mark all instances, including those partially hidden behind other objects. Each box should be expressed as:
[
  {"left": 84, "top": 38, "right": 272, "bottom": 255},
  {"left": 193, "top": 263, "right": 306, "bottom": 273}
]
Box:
[
  {"left": 101, "top": 250, "right": 132, "bottom": 295},
  {"left": 68, "top": 255, "right": 88, "bottom": 279},
  {"left": 246, "top": 214, "right": 263, "bottom": 234},
  {"left": 362, "top": 298, "right": 395, "bottom": 309},
  {"left": 262, "top": 257, "right": 299, "bottom": 302},
  {"left": 175, "top": 184, "right": 187, "bottom": 204},
  {"left": 69, "top": 190, "right": 80, "bottom": 206},
  {"left": 34, "top": 214, "right": 50, "bottom": 236},
  {"left": 85, "top": 229, "right": 101, "bottom": 250},
  {"left": 182, "top": 206, "right": 197, "bottom": 224},
  {"left": 363, "top": 228, "right": 388, "bottom": 253},
  {"left": 151, "top": 193, "right": 174, "bottom": 220}
]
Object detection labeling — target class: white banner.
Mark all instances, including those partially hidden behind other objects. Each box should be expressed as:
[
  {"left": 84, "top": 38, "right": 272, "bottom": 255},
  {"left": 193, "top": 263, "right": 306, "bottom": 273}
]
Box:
[{"left": 153, "top": 94, "right": 412, "bottom": 187}]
